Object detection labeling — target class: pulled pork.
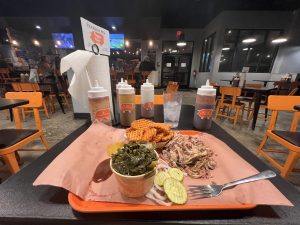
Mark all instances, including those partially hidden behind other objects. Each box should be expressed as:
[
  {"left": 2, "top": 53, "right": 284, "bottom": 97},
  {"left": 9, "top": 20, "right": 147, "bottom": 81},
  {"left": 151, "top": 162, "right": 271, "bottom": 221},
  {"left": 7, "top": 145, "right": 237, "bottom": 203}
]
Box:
[{"left": 160, "top": 133, "right": 217, "bottom": 179}]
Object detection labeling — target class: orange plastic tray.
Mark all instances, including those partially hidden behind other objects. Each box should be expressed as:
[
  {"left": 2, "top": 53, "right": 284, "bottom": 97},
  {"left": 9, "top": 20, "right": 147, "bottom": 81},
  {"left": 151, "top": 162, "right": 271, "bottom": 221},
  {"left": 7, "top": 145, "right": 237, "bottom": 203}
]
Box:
[{"left": 68, "top": 130, "right": 257, "bottom": 213}]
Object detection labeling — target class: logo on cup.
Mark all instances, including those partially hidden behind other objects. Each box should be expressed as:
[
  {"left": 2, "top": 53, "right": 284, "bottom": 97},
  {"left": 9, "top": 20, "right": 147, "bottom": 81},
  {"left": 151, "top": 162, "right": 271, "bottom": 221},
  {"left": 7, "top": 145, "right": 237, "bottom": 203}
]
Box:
[
  {"left": 143, "top": 102, "right": 154, "bottom": 111},
  {"left": 120, "top": 103, "right": 133, "bottom": 113},
  {"left": 90, "top": 31, "right": 104, "bottom": 45},
  {"left": 197, "top": 109, "right": 213, "bottom": 119}
]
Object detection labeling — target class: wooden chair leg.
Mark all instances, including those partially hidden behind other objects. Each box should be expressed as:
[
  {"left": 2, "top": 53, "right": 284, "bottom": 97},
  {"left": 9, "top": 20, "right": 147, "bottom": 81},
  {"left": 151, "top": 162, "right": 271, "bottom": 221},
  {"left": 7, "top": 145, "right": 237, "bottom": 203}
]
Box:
[
  {"left": 247, "top": 101, "right": 253, "bottom": 119},
  {"left": 63, "top": 94, "right": 70, "bottom": 109},
  {"left": 21, "top": 108, "right": 26, "bottom": 121},
  {"left": 40, "top": 134, "right": 49, "bottom": 150},
  {"left": 2, "top": 152, "right": 20, "bottom": 174},
  {"left": 233, "top": 107, "right": 239, "bottom": 129},
  {"left": 5, "top": 109, "right": 9, "bottom": 120},
  {"left": 214, "top": 104, "right": 221, "bottom": 119},
  {"left": 257, "top": 135, "right": 268, "bottom": 156},
  {"left": 42, "top": 98, "right": 50, "bottom": 119},
  {"left": 281, "top": 151, "right": 300, "bottom": 178}
]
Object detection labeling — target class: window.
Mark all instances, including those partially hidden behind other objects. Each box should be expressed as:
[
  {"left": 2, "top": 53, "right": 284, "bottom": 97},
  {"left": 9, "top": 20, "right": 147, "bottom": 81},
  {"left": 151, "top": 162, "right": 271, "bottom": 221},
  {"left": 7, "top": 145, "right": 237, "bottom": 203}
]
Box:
[
  {"left": 199, "top": 33, "right": 215, "bottom": 72},
  {"left": 219, "top": 29, "right": 282, "bottom": 73}
]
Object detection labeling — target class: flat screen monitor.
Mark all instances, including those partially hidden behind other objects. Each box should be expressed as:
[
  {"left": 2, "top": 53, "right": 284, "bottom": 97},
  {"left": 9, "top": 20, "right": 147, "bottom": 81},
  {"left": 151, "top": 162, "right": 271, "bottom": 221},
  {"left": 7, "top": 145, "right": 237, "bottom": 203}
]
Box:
[
  {"left": 52, "top": 33, "right": 75, "bottom": 49},
  {"left": 110, "top": 34, "right": 124, "bottom": 50}
]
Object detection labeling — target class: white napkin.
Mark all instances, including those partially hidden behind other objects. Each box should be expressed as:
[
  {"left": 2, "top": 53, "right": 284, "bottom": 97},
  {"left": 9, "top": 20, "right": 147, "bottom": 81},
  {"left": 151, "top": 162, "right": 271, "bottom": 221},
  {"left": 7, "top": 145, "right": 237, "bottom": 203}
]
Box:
[{"left": 60, "top": 50, "right": 114, "bottom": 118}]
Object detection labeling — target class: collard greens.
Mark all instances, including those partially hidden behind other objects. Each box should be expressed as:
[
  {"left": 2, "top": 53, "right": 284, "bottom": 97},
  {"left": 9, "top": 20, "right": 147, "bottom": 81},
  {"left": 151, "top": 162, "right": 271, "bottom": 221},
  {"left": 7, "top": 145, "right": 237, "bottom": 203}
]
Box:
[{"left": 112, "top": 141, "right": 158, "bottom": 176}]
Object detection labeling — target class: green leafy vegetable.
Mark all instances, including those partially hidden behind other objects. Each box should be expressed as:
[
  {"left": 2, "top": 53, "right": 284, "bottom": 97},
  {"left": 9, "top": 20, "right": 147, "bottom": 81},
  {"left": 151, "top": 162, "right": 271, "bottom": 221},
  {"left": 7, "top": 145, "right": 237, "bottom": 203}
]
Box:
[{"left": 112, "top": 141, "right": 158, "bottom": 176}]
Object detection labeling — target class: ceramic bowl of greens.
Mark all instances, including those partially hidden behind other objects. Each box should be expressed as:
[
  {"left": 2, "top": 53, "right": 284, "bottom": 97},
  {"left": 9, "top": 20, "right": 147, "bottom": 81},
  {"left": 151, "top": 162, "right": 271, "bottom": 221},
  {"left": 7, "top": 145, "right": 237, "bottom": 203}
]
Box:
[{"left": 110, "top": 141, "right": 158, "bottom": 198}]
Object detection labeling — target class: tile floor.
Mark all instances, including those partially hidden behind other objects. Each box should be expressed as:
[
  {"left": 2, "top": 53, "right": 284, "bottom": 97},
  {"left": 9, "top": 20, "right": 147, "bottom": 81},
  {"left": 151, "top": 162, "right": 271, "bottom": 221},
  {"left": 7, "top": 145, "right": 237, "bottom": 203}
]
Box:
[{"left": 0, "top": 91, "right": 299, "bottom": 189}]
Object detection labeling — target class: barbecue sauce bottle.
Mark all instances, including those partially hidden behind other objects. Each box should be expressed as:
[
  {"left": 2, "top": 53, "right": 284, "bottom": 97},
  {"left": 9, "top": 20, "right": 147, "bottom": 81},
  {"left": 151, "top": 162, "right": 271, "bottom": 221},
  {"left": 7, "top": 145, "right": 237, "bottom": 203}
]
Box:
[
  {"left": 118, "top": 85, "right": 136, "bottom": 127},
  {"left": 88, "top": 80, "right": 111, "bottom": 125},
  {"left": 193, "top": 80, "right": 216, "bottom": 130},
  {"left": 141, "top": 79, "right": 154, "bottom": 118}
]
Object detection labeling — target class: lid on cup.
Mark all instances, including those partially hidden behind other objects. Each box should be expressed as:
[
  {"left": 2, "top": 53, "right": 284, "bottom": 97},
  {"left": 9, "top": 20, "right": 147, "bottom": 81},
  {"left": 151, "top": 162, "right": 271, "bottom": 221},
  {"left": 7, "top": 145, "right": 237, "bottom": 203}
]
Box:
[
  {"left": 88, "top": 80, "right": 108, "bottom": 98},
  {"left": 197, "top": 79, "right": 216, "bottom": 96},
  {"left": 141, "top": 79, "right": 154, "bottom": 90},
  {"left": 118, "top": 84, "right": 135, "bottom": 94}
]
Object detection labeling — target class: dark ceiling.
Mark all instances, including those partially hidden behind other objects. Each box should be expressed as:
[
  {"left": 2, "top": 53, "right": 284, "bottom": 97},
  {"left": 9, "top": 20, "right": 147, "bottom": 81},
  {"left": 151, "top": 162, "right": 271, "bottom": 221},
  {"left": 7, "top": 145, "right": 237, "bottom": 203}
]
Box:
[{"left": 0, "top": 0, "right": 300, "bottom": 39}]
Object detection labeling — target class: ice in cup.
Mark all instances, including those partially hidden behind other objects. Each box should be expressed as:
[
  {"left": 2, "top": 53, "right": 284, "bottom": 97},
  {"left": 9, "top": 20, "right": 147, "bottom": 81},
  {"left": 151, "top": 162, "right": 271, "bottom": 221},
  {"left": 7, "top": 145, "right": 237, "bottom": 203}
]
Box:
[{"left": 163, "top": 92, "right": 182, "bottom": 128}]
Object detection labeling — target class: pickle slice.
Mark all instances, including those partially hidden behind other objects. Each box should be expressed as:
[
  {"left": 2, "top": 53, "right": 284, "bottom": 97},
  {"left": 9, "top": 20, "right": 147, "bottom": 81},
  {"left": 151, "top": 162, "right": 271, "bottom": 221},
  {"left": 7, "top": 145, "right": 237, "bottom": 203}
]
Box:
[
  {"left": 168, "top": 168, "right": 184, "bottom": 182},
  {"left": 163, "top": 178, "right": 187, "bottom": 205},
  {"left": 154, "top": 171, "right": 170, "bottom": 187}
]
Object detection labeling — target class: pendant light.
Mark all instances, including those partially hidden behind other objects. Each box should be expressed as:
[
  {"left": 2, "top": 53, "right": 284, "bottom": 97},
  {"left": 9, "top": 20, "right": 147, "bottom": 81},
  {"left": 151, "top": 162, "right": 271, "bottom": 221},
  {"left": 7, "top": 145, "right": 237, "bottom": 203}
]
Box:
[{"left": 176, "top": 31, "right": 187, "bottom": 47}]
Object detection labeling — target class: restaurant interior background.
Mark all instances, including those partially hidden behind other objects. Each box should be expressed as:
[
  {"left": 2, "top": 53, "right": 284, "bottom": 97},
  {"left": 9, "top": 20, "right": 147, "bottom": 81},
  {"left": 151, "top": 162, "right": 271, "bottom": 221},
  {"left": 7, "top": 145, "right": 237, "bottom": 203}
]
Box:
[{"left": 0, "top": 0, "right": 300, "bottom": 183}]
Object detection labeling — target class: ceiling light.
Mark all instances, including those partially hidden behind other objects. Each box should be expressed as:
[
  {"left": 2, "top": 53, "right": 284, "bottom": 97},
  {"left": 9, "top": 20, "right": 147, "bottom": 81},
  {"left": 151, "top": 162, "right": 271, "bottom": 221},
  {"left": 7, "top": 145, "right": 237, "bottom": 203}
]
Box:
[
  {"left": 12, "top": 40, "right": 18, "bottom": 46},
  {"left": 267, "top": 54, "right": 271, "bottom": 58},
  {"left": 116, "top": 51, "right": 119, "bottom": 55},
  {"left": 177, "top": 41, "right": 187, "bottom": 47},
  {"left": 243, "top": 48, "right": 248, "bottom": 51},
  {"left": 204, "top": 39, "right": 207, "bottom": 42},
  {"left": 112, "top": 25, "right": 116, "bottom": 30},
  {"left": 149, "top": 40, "right": 153, "bottom": 47},
  {"left": 222, "top": 47, "right": 230, "bottom": 51},
  {"left": 136, "top": 51, "right": 139, "bottom": 55},
  {"left": 5, "top": 39, "right": 9, "bottom": 42},
  {"left": 171, "top": 50, "right": 178, "bottom": 53},
  {"left": 54, "top": 44, "right": 58, "bottom": 48},
  {"left": 272, "top": 38, "right": 287, "bottom": 44},
  {"left": 35, "top": 25, "right": 41, "bottom": 30},
  {"left": 33, "top": 39, "right": 40, "bottom": 46},
  {"left": 228, "top": 30, "right": 231, "bottom": 34},
  {"left": 125, "top": 40, "right": 130, "bottom": 47},
  {"left": 256, "top": 54, "right": 260, "bottom": 56},
  {"left": 56, "top": 40, "right": 61, "bottom": 46},
  {"left": 242, "top": 38, "right": 256, "bottom": 43}
]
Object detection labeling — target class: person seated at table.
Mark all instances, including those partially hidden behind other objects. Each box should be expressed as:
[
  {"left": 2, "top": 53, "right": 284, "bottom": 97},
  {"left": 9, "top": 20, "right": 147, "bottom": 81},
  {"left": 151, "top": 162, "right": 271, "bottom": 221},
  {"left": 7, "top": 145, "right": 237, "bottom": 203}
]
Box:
[
  {"left": 38, "top": 56, "right": 54, "bottom": 82},
  {"left": 137, "top": 56, "right": 155, "bottom": 85}
]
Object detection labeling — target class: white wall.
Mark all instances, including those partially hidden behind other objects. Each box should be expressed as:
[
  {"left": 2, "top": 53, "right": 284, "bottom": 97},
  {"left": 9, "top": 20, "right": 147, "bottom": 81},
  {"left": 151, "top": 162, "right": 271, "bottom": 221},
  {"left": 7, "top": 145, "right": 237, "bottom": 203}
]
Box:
[{"left": 196, "top": 10, "right": 296, "bottom": 87}]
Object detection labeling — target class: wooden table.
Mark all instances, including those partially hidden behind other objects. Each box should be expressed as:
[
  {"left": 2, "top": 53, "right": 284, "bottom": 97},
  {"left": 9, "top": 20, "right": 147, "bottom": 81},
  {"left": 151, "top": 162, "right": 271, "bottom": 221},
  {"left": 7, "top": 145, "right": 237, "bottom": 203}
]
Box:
[
  {"left": 0, "top": 105, "right": 299, "bottom": 224},
  {"left": 252, "top": 80, "right": 277, "bottom": 87},
  {"left": 0, "top": 98, "right": 29, "bottom": 121},
  {"left": 220, "top": 79, "right": 233, "bottom": 85}
]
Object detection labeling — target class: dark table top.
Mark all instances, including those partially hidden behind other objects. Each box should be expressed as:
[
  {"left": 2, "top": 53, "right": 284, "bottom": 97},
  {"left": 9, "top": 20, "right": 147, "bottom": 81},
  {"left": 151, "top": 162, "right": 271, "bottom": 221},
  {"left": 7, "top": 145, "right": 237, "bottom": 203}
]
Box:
[
  {"left": 243, "top": 86, "right": 276, "bottom": 92},
  {"left": 0, "top": 105, "right": 299, "bottom": 225},
  {"left": 252, "top": 80, "right": 277, "bottom": 82},
  {"left": 0, "top": 98, "right": 29, "bottom": 110},
  {"left": 294, "top": 105, "right": 300, "bottom": 111}
]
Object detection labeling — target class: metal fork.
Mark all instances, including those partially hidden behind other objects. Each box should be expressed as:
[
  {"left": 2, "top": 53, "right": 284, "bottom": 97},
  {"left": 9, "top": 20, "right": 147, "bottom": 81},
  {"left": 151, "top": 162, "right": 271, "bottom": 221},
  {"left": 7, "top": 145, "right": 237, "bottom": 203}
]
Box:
[{"left": 189, "top": 170, "right": 276, "bottom": 199}]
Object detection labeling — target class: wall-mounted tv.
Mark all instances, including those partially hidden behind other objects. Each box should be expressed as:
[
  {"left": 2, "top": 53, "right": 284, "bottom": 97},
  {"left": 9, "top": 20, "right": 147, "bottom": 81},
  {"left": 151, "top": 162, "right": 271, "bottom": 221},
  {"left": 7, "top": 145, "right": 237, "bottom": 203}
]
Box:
[
  {"left": 110, "top": 34, "right": 124, "bottom": 50},
  {"left": 52, "top": 33, "right": 75, "bottom": 49}
]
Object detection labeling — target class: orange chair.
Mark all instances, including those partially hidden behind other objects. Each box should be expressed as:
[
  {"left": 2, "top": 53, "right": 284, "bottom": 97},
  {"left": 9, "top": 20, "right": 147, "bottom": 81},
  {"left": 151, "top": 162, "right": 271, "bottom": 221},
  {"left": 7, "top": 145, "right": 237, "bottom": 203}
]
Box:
[
  {"left": 2, "top": 92, "right": 49, "bottom": 174},
  {"left": 18, "top": 83, "right": 50, "bottom": 119},
  {"left": 134, "top": 95, "right": 164, "bottom": 105},
  {"left": 257, "top": 96, "right": 300, "bottom": 178},
  {"left": 214, "top": 86, "right": 245, "bottom": 129}
]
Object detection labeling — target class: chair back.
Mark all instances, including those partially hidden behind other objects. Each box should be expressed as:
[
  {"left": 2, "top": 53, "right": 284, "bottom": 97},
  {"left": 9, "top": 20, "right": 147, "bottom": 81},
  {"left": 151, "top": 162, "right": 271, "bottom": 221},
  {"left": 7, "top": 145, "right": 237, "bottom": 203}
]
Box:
[
  {"left": 245, "top": 83, "right": 263, "bottom": 88},
  {"left": 166, "top": 81, "right": 179, "bottom": 93},
  {"left": 219, "top": 86, "right": 241, "bottom": 107},
  {"left": 11, "top": 83, "right": 21, "bottom": 91},
  {"left": 5, "top": 92, "right": 43, "bottom": 130},
  {"left": 18, "top": 83, "right": 35, "bottom": 92},
  {"left": 267, "top": 95, "right": 300, "bottom": 131},
  {"left": 134, "top": 95, "right": 164, "bottom": 105}
]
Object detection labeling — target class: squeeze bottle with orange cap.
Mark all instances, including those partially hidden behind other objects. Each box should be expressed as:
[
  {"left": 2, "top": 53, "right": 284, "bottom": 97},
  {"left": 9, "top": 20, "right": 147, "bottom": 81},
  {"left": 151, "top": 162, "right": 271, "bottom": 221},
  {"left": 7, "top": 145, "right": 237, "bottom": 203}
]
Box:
[
  {"left": 141, "top": 79, "right": 154, "bottom": 118},
  {"left": 88, "top": 80, "right": 111, "bottom": 125},
  {"left": 193, "top": 80, "right": 216, "bottom": 130}
]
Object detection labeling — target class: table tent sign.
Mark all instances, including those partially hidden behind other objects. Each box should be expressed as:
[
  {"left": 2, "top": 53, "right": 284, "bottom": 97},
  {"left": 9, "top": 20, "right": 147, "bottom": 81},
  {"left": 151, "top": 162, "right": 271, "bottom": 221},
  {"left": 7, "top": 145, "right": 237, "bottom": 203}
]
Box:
[{"left": 80, "top": 17, "right": 110, "bottom": 56}]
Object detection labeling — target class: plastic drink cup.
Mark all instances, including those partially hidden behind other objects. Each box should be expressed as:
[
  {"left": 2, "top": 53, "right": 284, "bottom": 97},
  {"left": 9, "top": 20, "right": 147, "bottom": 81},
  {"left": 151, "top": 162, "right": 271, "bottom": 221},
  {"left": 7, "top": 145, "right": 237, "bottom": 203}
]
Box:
[{"left": 163, "top": 92, "right": 182, "bottom": 128}]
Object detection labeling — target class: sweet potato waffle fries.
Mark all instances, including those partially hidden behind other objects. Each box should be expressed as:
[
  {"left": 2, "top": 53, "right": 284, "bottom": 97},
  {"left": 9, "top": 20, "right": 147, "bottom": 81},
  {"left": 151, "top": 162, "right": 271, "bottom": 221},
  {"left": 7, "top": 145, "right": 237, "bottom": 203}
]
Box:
[{"left": 126, "top": 119, "right": 174, "bottom": 143}]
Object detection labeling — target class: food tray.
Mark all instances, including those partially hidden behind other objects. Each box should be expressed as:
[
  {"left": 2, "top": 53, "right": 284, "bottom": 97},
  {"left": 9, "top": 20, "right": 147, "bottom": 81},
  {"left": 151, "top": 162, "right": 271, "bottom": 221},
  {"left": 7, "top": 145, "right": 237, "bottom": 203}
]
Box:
[{"left": 68, "top": 130, "right": 256, "bottom": 213}]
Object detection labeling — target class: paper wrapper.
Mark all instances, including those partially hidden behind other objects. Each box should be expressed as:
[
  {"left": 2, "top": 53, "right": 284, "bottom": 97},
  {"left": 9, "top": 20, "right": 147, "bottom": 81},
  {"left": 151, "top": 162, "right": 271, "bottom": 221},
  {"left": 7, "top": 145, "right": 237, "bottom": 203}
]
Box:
[{"left": 34, "top": 123, "right": 292, "bottom": 206}]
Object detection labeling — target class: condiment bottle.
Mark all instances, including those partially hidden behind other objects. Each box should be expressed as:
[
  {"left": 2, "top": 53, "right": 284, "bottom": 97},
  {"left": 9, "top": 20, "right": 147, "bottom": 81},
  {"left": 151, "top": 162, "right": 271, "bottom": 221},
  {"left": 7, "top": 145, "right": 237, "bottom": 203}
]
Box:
[
  {"left": 88, "top": 80, "right": 111, "bottom": 125},
  {"left": 116, "top": 79, "right": 127, "bottom": 115},
  {"left": 193, "top": 80, "right": 216, "bottom": 130},
  {"left": 141, "top": 79, "right": 154, "bottom": 118},
  {"left": 118, "top": 85, "right": 136, "bottom": 127}
]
